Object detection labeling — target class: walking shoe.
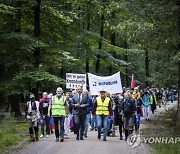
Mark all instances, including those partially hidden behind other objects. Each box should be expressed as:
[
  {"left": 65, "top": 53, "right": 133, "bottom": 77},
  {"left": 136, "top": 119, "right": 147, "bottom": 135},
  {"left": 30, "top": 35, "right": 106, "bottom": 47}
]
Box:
[
  {"left": 40, "top": 134, "right": 44, "bottom": 138},
  {"left": 76, "top": 136, "right": 79, "bottom": 140},
  {"left": 80, "top": 137, "right": 84, "bottom": 140},
  {"left": 84, "top": 134, "right": 87, "bottom": 138},
  {"left": 148, "top": 119, "right": 150, "bottom": 121},
  {"left": 56, "top": 138, "right": 59, "bottom": 142},
  {"left": 98, "top": 133, "right": 101, "bottom": 139},
  {"left": 46, "top": 135, "right": 49, "bottom": 138},
  {"left": 120, "top": 136, "right": 123, "bottom": 140},
  {"left": 103, "top": 137, "right": 106, "bottom": 141},
  {"left": 90, "top": 128, "right": 94, "bottom": 131},
  {"left": 60, "top": 138, "right": 64, "bottom": 142}
]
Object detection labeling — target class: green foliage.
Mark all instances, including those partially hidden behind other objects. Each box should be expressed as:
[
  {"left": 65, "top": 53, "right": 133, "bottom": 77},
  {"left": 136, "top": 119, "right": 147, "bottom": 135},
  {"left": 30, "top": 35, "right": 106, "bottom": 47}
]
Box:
[{"left": 0, "top": 113, "right": 28, "bottom": 153}]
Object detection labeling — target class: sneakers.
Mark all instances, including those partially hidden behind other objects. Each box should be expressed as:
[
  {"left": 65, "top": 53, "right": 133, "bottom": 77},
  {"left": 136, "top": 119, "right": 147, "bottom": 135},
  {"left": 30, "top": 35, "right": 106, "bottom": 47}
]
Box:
[
  {"left": 103, "top": 137, "right": 106, "bottom": 141},
  {"left": 40, "top": 134, "right": 44, "bottom": 138},
  {"left": 46, "top": 135, "right": 49, "bottom": 138},
  {"left": 76, "top": 136, "right": 79, "bottom": 140}
]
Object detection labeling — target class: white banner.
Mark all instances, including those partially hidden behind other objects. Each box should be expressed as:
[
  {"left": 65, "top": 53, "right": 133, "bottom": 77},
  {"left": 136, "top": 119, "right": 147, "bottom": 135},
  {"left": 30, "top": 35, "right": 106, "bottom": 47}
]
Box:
[
  {"left": 66, "top": 73, "right": 86, "bottom": 90},
  {"left": 88, "top": 72, "right": 123, "bottom": 95}
]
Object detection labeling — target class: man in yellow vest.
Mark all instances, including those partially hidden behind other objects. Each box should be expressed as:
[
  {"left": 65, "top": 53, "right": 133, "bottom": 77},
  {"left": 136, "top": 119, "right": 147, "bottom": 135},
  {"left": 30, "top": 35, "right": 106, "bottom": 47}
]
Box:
[
  {"left": 92, "top": 89, "right": 113, "bottom": 141},
  {"left": 48, "top": 87, "right": 68, "bottom": 142}
]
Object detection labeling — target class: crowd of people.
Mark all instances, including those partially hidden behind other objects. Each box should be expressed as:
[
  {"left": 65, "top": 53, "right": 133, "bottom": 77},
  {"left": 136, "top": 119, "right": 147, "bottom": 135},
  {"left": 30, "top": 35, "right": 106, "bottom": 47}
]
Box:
[{"left": 24, "top": 86, "right": 177, "bottom": 142}]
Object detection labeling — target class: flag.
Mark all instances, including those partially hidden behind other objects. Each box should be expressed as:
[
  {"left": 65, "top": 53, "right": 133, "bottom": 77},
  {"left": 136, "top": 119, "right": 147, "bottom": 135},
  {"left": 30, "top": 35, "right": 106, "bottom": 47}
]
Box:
[{"left": 131, "top": 74, "right": 137, "bottom": 88}]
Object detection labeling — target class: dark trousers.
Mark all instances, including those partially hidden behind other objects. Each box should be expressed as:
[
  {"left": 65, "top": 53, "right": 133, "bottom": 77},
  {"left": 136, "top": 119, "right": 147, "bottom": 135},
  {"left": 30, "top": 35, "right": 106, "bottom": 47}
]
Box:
[
  {"left": 53, "top": 116, "right": 65, "bottom": 139},
  {"left": 118, "top": 117, "right": 124, "bottom": 137},
  {"left": 41, "top": 115, "right": 50, "bottom": 135},
  {"left": 74, "top": 114, "right": 86, "bottom": 138}
]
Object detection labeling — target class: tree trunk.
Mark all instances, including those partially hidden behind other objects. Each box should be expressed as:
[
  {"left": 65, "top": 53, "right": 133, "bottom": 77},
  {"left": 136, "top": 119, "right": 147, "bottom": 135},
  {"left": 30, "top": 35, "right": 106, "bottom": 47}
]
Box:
[
  {"left": 122, "top": 40, "right": 128, "bottom": 87},
  {"left": 109, "top": 12, "right": 116, "bottom": 75},
  {"left": 96, "top": 14, "right": 104, "bottom": 73},
  {"left": 86, "top": 13, "right": 90, "bottom": 73},
  {"left": 0, "top": 64, "right": 5, "bottom": 106},
  {"left": 7, "top": 2, "right": 22, "bottom": 115},
  {"left": 145, "top": 50, "right": 150, "bottom": 87},
  {"left": 9, "top": 95, "right": 21, "bottom": 117},
  {"left": 32, "top": 0, "right": 41, "bottom": 100},
  {"left": 176, "top": 62, "right": 180, "bottom": 127},
  {"left": 176, "top": 0, "right": 180, "bottom": 128}
]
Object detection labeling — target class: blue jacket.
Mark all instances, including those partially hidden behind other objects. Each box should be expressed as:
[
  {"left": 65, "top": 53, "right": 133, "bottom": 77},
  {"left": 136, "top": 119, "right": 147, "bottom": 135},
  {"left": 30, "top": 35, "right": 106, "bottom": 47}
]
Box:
[{"left": 142, "top": 94, "right": 150, "bottom": 107}]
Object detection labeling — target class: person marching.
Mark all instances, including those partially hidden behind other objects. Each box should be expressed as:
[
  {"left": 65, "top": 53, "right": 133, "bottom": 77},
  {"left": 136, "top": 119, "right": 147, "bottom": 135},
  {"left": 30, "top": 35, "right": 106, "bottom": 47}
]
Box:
[
  {"left": 64, "top": 92, "right": 71, "bottom": 139},
  {"left": 48, "top": 87, "right": 68, "bottom": 142},
  {"left": 142, "top": 91, "right": 151, "bottom": 121},
  {"left": 71, "top": 86, "right": 89, "bottom": 140},
  {"left": 123, "top": 92, "right": 137, "bottom": 141},
  {"left": 24, "top": 94, "right": 40, "bottom": 142},
  {"left": 114, "top": 94, "right": 124, "bottom": 140},
  {"left": 92, "top": 89, "right": 113, "bottom": 141},
  {"left": 39, "top": 92, "right": 51, "bottom": 138},
  {"left": 150, "top": 91, "right": 157, "bottom": 114},
  {"left": 133, "top": 92, "right": 143, "bottom": 133}
]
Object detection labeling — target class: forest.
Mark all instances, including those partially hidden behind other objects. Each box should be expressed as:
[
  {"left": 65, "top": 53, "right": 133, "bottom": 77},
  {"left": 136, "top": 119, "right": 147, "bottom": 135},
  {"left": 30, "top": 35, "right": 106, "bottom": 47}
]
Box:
[{"left": 0, "top": 0, "right": 180, "bottom": 126}]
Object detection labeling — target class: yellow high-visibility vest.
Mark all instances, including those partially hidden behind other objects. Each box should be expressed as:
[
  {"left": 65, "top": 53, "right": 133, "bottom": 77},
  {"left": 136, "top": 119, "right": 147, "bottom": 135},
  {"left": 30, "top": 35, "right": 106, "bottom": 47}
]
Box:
[
  {"left": 96, "top": 96, "right": 110, "bottom": 115},
  {"left": 52, "top": 96, "right": 66, "bottom": 116}
]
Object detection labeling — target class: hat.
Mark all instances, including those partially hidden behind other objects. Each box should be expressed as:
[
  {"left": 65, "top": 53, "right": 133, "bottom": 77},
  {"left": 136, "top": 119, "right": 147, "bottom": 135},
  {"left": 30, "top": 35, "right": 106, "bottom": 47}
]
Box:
[
  {"left": 99, "top": 89, "right": 107, "bottom": 93},
  {"left": 134, "top": 87, "right": 138, "bottom": 90},
  {"left": 29, "top": 94, "right": 35, "bottom": 98}
]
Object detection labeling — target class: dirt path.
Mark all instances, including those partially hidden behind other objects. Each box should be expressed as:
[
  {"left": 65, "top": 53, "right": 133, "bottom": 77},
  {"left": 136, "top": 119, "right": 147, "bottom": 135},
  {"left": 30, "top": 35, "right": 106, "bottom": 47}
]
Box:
[{"left": 13, "top": 101, "right": 177, "bottom": 154}]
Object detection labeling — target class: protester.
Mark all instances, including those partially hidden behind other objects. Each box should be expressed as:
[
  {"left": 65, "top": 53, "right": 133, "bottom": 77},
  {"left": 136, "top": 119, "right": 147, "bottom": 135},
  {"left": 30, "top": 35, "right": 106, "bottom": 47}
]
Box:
[
  {"left": 123, "top": 92, "right": 137, "bottom": 141},
  {"left": 156, "top": 89, "right": 163, "bottom": 108},
  {"left": 150, "top": 91, "right": 157, "bottom": 114},
  {"left": 71, "top": 86, "right": 89, "bottom": 140},
  {"left": 90, "top": 96, "right": 97, "bottom": 131},
  {"left": 39, "top": 92, "right": 51, "bottom": 138},
  {"left": 142, "top": 91, "right": 151, "bottom": 121},
  {"left": 24, "top": 94, "right": 40, "bottom": 142},
  {"left": 84, "top": 90, "right": 93, "bottom": 138},
  {"left": 48, "top": 87, "right": 68, "bottom": 142},
  {"left": 133, "top": 92, "right": 143, "bottom": 133},
  {"left": 92, "top": 90, "right": 113, "bottom": 141},
  {"left": 113, "top": 93, "right": 124, "bottom": 140},
  {"left": 48, "top": 93, "right": 54, "bottom": 134},
  {"left": 64, "top": 92, "right": 71, "bottom": 139}
]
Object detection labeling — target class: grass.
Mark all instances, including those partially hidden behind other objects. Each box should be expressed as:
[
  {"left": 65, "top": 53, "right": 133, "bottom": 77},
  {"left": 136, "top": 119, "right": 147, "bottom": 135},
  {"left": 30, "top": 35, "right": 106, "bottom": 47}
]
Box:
[
  {"left": 142, "top": 109, "right": 180, "bottom": 154},
  {"left": 0, "top": 113, "right": 28, "bottom": 153}
]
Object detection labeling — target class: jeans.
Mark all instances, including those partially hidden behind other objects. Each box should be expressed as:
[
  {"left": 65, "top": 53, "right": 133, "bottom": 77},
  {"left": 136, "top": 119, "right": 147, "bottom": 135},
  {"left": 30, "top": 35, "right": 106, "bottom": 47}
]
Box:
[
  {"left": 53, "top": 116, "right": 65, "bottom": 139},
  {"left": 170, "top": 95, "right": 174, "bottom": 103},
  {"left": 41, "top": 115, "right": 50, "bottom": 135},
  {"left": 144, "top": 106, "right": 150, "bottom": 119},
  {"left": 96, "top": 115, "right": 108, "bottom": 138},
  {"left": 107, "top": 118, "right": 113, "bottom": 133},
  {"left": 91, "top": 114, "right": 97, "bottom": 129},
  {"left": 74, "top": 114, "right": 86, "bottom": 137},
  {"left": 84, "top": 114, "right": 91, "bottom": 136}
]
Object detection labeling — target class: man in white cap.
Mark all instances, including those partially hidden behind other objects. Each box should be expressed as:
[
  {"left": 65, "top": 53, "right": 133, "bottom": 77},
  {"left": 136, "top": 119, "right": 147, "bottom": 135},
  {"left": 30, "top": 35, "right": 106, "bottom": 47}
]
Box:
[
  {"left": 24, "top": 94, "right": 40, "bottom": 142},
  {"left": 92, "top": 89, "right": 113, "bottom": 141}
]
